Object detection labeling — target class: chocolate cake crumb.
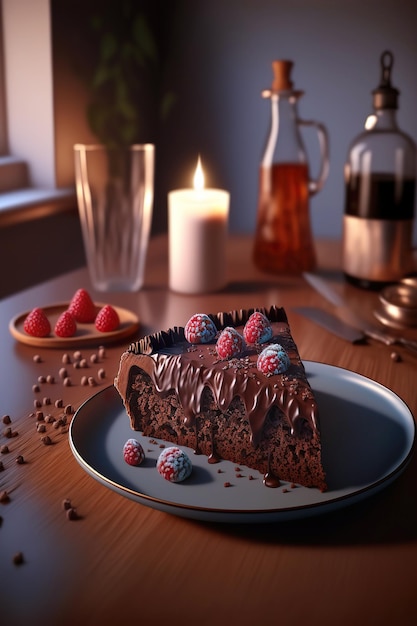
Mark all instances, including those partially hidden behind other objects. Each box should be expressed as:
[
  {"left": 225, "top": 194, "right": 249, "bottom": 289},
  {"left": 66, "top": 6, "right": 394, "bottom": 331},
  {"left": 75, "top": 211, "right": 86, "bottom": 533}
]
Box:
[
  {"left": 36, "top": 411, "right": 44, "bottom": 421},
  {"left": 0, "top": 445, "right": 9, "bottom": 454},
  {"left": 45, "top": 414, "right": 55, "bottom": 424},
  {"left": 3, "top": 426, "right": 12, "bottom": 438},
  {"left": 15, "top": 455, "right": 25, "bottom": 465},
  {"left": 13, "top": 552, "right": 24, "bottom": 565},
  {"left": 223, "top": 482, "right": 232, "bottom": 488},
  {"left": 248, "top": 475, "right": 255, "bottom": 480},
  {"left": 2, "top": 415, "right": 11, "bottom": 424},
  {"left": 41, "top": 435, "right": 52, "bottom": 446},
  {"left": 37, "top": 424, "right": 46, "bottom": 433},
  {"left": 282, "top": 488, "right": 289, "bottom": 493}
]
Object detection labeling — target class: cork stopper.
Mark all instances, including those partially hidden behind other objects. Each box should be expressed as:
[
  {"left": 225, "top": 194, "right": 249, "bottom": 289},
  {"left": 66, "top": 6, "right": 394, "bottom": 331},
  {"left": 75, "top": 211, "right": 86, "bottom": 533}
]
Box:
[{"left": 271, "top": 60, "right": 294, "bottom": 91}]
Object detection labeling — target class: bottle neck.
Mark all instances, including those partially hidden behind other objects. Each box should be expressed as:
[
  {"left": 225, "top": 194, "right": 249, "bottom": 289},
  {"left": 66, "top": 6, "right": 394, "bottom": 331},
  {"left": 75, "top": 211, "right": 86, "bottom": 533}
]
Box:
[
  {"left": 262, "top": 93, "right": 305, "bottom": 165},
  {"left": 368, "top": 108, "right": 398, "bottom": 131}
]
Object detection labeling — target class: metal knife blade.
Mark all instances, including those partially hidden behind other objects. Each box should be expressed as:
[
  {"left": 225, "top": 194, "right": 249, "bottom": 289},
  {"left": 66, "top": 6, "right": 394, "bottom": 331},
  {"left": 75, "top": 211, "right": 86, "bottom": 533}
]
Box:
[
  {"left": 303, "top": 272, "right": 417, "bottom": 355},
  {"left": 294, "top": 306, "right": 366, "bottom": 344}
]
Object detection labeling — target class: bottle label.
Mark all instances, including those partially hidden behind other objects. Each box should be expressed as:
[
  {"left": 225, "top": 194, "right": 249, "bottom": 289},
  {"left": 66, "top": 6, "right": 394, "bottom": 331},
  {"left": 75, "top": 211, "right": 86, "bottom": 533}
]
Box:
[{"left": 343, "top": 215, "right": 414, "bottom": 282}]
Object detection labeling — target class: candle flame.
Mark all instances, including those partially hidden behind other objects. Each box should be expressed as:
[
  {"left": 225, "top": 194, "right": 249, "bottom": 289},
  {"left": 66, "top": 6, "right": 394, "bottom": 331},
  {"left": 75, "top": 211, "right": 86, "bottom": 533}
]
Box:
[{"left": 193, "top": 156, "right": 205, "bottom": 191}]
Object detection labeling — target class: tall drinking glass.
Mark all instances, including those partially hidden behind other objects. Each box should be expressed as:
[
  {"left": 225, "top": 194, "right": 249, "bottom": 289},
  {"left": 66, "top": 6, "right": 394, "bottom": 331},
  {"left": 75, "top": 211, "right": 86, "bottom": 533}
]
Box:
[{"left": 74, "top": 143, "right": 154, "bottom": 291}]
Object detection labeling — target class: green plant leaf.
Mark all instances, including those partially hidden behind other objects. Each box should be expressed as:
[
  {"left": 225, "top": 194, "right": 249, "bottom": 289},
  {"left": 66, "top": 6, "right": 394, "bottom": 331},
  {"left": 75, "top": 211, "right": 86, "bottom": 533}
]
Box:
[{"left": 132, "top": 15, "right": 157, "bottom": 62}]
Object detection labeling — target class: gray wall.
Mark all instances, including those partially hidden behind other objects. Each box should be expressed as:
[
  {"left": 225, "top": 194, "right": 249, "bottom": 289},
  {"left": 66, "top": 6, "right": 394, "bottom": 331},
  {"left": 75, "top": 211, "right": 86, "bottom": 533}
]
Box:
[{"left": 158, "top": 0, "right": 417, "bottom": 242}]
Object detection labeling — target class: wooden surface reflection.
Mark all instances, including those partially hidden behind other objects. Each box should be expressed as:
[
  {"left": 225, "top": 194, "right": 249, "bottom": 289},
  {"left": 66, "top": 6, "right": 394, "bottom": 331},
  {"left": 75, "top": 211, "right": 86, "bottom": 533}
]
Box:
[{"left": 0, "top": 235, "right": 416, "bottom": 626}]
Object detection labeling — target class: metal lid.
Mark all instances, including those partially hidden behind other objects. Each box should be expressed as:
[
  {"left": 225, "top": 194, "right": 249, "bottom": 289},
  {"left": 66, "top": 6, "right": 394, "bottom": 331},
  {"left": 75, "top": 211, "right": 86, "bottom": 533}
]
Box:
[{"left": 372, "top": 50, "right": 399, "bottom": 110}]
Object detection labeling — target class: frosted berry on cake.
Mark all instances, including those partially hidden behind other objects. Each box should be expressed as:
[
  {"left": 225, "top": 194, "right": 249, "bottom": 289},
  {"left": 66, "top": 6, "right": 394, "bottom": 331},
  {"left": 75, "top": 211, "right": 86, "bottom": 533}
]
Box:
[{"left": 114, "top": 307, "right": 327, "bottom": 491}]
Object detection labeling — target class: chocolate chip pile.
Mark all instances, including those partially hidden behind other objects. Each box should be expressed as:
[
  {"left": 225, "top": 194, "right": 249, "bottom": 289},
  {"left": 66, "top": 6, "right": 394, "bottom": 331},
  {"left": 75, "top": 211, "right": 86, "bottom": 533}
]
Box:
[{"left": 0, "top": 345, "right": 109, "bottom": 566}]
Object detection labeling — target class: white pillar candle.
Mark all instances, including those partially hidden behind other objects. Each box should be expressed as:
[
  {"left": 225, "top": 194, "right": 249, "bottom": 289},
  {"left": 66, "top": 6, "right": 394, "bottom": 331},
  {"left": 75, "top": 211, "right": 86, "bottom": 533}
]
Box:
[{"left": 168, "top": 157, "right": 230, "bottom": 294}]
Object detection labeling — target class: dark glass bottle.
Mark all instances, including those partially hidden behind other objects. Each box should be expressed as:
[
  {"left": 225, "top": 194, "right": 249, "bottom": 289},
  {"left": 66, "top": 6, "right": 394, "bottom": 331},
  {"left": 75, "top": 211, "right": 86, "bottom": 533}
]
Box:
[{"left": 343, "top": 51, "right": 416, "bottom": 289}]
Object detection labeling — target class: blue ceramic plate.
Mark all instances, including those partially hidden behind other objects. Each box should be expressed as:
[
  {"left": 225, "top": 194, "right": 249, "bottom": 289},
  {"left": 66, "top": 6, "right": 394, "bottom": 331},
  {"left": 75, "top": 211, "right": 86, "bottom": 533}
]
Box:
[{"left": 69, "top": 362, "right": 415, "bottom": 523}]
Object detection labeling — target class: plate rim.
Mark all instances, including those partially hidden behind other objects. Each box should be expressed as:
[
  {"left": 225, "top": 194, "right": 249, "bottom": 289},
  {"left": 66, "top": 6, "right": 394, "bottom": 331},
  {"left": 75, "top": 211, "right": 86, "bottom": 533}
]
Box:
[{"left": 69, "top": 361, "right": 416, "bottom": 522}]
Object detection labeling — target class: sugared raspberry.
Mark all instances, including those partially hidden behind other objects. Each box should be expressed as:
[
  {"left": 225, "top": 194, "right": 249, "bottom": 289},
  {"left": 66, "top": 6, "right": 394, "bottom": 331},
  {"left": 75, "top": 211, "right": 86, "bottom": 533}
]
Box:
[
  {"left": 184, "top": 314, "right": 217, "bottom": 344},
  {"left": 156, "top": 446, "right": 192, "bottom": 482},
  {"left": 123, "top": 438, "right": 145, "bottom": 466},
  {"left": 216, "top": 327, "right": 244, "bottom": 359},
  {"left": 257, "top": 344, "right": 290, "bottom": 375},
  {"left": 243, "top": 312, "right": 273, "bottom": 344}
]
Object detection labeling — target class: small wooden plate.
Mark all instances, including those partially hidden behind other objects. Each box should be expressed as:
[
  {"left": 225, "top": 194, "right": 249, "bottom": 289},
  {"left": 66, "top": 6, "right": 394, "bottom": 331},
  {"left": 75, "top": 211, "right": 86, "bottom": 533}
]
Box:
[{"left": 9, "top": 302, "right": 140, "bottom": 348}]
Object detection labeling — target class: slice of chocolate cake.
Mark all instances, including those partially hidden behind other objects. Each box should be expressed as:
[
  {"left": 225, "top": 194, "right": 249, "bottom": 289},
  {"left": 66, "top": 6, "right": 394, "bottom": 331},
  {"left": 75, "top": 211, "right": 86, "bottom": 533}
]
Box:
[{"left": 114, "top": 306, "right": 327, "bottom": 491}]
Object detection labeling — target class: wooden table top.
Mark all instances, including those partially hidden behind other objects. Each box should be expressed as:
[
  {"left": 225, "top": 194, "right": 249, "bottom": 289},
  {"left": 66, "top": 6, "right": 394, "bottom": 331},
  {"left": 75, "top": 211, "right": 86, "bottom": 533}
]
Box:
[{"left": 1, "top": 234, "right": 417, "bottom": 626}]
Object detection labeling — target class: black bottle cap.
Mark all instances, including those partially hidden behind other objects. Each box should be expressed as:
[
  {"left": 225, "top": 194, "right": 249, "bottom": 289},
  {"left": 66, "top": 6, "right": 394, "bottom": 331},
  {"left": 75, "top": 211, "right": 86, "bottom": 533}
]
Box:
[{"left": 372, "top": 50, "right": 399, "bottom": 109}]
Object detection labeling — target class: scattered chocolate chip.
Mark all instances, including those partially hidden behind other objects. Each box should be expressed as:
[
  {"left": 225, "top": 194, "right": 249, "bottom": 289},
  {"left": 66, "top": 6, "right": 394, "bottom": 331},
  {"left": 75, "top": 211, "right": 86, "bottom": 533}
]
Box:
[
  {"left": 15, "top": 455, "right": 25, "bottom": 465},
  {"left": 63, "top": 377, "right": 72, "bottom": 387},
  {"left": 98, "top": 347, "right": 106, "bottom": 359},
  {"left": 291, "top": 483, "right": 297, "bottom": 489},
  {"left": 44, "top": 414, "right": 55, "bottom": 423},
  {"left": 43, "top": 397, "right": 51, "bottom": 406},
  {"left": 3, "top": 427, "right": 12, "bottom": 438},
  {"left": 0, "top": 461, "right": 4, "bottom": 471},
  {"left": 282, "top": 488, "right": 289, "bottom": 493},
  {"left": 98, "top": 368, "right": 106, "bottom": 380},
  {"left": 81, "top": 376, "right": 88, "bottom": 386},
  {"left": 2, "top": 415, "right": 11, "bottom": 425},
  {"left": 390, "top": 351, "right": 402, "bottom": 362},
  {"left": 62, "top": 498, "right": 72, "bottom": 511},
  {"left": 37, "top": 423, "right": 46, "bottom": 433},
  {"left": 62, "top": 353, "right": 71, "bottom": 364},
  {"left": 66, "top": 507, "right": 78, "bottom": 521},
  {"left": 248, "top": 475, "right": 255, "bottom": 480},
  {"left": 64, "top": 405, "right": 73, "bottom": 415},
  {"left": 217, "top": 468, "right": 224, "bottom": 474},
  {"left": 236, "top": 473, "right": 244, "bottom": 478},
  {"left": 53, "top": 419, "right": 63, "bottom": 429},
  {"left": 38, "top": 375, "right": 46, "bottom": 384},
  {"left": 73, "top": 361, "right": 80, "bottom": 369},
  {"left": 13, "top": 552, "right": 24, "bottom": 565},
  {"left": 79, "top": 359, "right": 88, "bottom": 368},
  {"left": 88, "top": 377, "right": 96, "bottom": 387},
  {"left": 73, "top": 351, "right": 82, "bottom": 361},
  {"left": 59, "top": 367, "right": 68, "bottom": 379},
  {"left": 55, "top": 399, "right": 64, "bottom": 408},
  {"left": 32, "top": 384, "right": 40, "bottom": 393},
  {"left": 36, "top": 411, "right": 44, "bottom": 421},
  {"left": 33, "top": 354, "right": 42, "bottom": 363},
  {"left": 34, "top": 399, "right": 42, "bottom": 408},
  {"left": 41, "top": 435, "right": 52, "bottom": 446},
  {"left": 0, "top": 445, "right": 9, "bottom": 454},
  {"left": 223, "top": 482, "right": 231, "bottom": 488},
  {"left": 46, "top": 375, "right": 55, "bottom": 384},
  {"left": 90, "top": 354, "right": 98, "bottom": 364},
  {"left": 0, "top": 490, "right": 10, "bottom": 503}
]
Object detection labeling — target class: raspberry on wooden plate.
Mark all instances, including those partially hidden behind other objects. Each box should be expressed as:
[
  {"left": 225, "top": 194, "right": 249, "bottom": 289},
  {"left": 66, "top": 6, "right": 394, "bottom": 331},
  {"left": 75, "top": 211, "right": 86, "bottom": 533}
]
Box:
[
  {"left": 68, "top": 288, "right": 96, "bottom": 323},
  {"left": 95, "top": 305, "right": 120, "bottom": 332},
  {"left": 54, "top": 311, "right": 77, "bottom": 338},
  {"left": 23, "top": 308, "right": 51, "bottom": 338}
]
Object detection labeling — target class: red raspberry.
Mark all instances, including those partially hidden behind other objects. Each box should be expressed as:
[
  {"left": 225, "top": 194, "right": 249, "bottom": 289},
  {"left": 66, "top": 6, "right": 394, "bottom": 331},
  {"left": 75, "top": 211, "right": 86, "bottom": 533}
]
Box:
[
  {"left": 23, "top": 308, "right": 51, "bottom": 338},
  {"left": 243, "top": 311, "right": 273, "bottom": 345},
  {"left": 216, "top": 327, "right": 244, "bottom": 359},
  {"left": 257, "top": 344, "right": 290, "bottom": 376},
  {"left": 123, "top": 438, "right": 145, "bottom": 466},
  {"left": 184, "top": 313, "right": 217, "bottom": 344},
  {"left": 68, "top": 289, "right": 97, "bottom": 323},
  {"left": 156, "top": 446, "right": 192, "bottom": 482},
  {"left": 95, "top": 305, "right": 120, "bottom": 332},
  {"left": 54, "top": 311, "right": 77, "bottom": 338}
]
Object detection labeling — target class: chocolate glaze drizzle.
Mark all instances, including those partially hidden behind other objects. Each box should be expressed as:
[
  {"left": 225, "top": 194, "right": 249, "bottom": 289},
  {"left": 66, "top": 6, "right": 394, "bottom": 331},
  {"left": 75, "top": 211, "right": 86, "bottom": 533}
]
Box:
[{"left": 125, "top": 306, "right": 319, "bottom": 447}]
